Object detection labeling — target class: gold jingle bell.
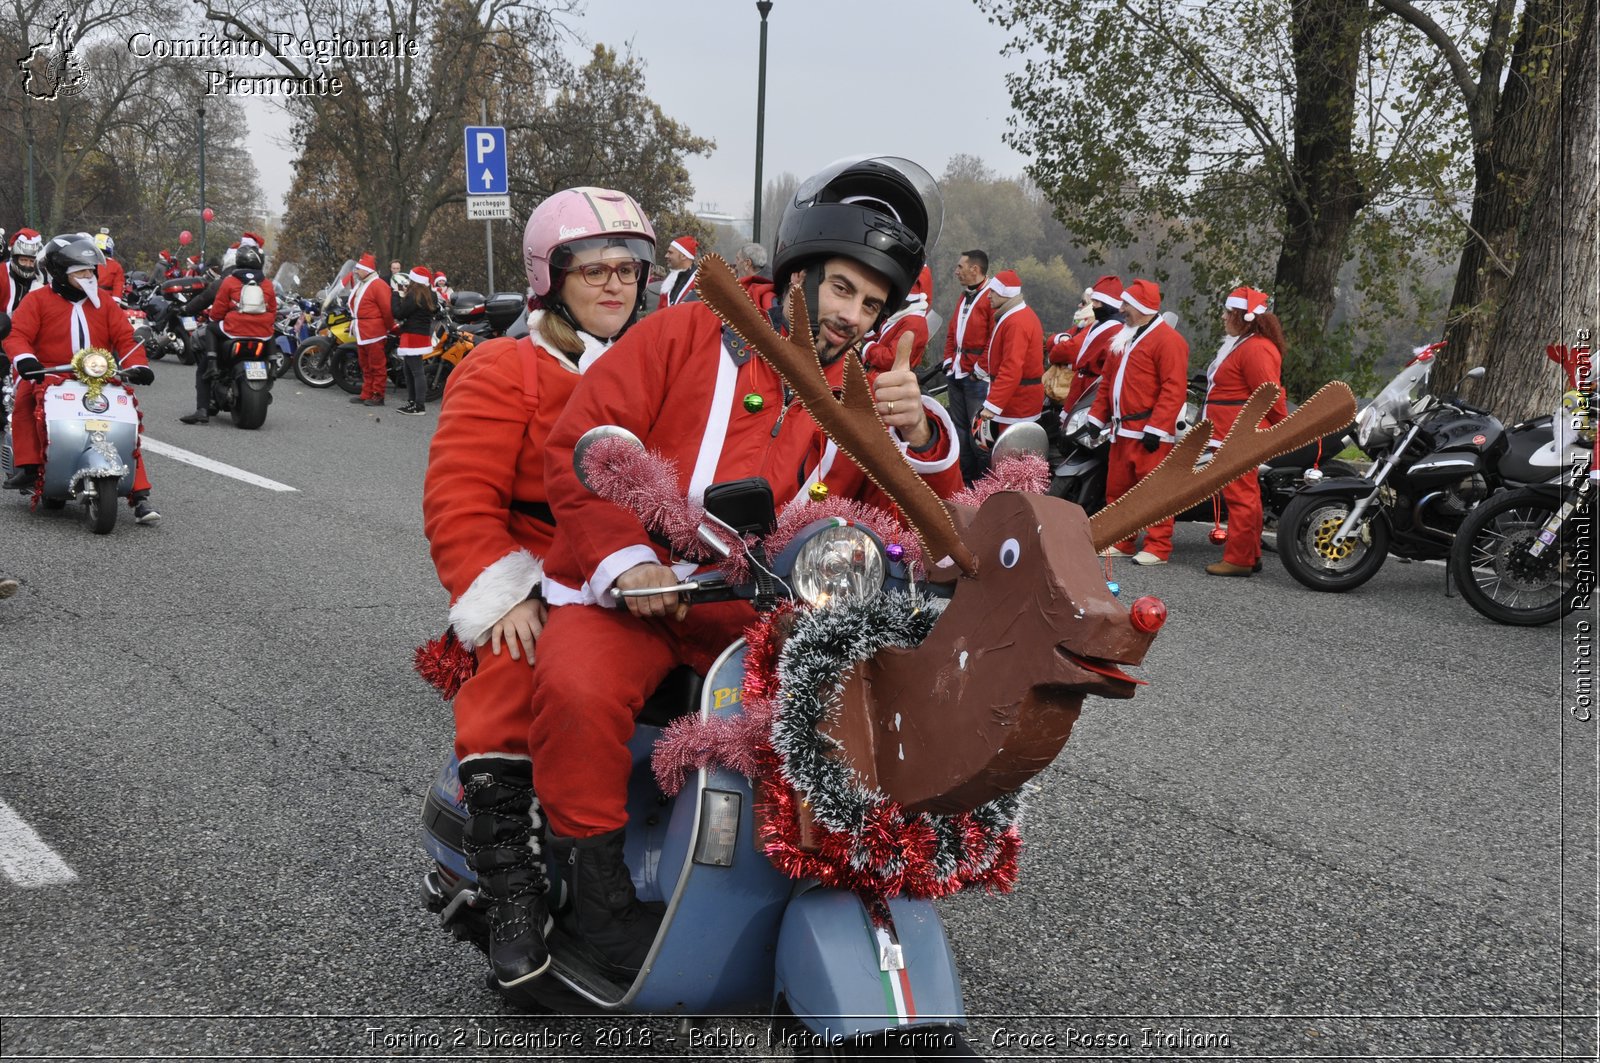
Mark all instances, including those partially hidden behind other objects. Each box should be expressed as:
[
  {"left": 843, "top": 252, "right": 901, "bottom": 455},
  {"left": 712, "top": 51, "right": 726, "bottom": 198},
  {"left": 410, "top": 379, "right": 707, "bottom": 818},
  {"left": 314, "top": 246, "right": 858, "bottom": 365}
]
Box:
[{"left": 808, "top": 483, "right": 829, "bottom": 502}]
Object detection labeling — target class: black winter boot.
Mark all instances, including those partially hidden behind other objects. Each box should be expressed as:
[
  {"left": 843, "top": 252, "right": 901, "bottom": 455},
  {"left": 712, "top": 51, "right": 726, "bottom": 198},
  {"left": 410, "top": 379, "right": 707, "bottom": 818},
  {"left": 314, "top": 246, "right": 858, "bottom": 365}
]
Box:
[
  {"left": 460, "top": 757, "right": 552, "bottom": 988},
  {"left": 550, "top": 827, "right": 662, "bottom": 980},
  {"left": 3, "top": 465, "right": 38, "bottom": 491}
]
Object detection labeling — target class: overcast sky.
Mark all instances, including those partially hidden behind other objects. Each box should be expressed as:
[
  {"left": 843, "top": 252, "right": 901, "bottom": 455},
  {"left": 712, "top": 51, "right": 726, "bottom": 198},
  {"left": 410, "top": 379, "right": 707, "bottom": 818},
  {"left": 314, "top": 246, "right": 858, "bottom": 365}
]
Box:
[{"left": 250, "top": 0, "right": 1034, "bottom": 217}]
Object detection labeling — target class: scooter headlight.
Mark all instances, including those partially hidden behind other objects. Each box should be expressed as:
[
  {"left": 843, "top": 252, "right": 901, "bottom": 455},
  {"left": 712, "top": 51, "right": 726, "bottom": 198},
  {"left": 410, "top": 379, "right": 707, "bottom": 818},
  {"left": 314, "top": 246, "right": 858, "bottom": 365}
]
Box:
[
  {"left": 792, "top": 524, "right": 886, "bottom": 608},
  {"left": 1063, "top": 405, "right": 1090, "bottom": 437}
]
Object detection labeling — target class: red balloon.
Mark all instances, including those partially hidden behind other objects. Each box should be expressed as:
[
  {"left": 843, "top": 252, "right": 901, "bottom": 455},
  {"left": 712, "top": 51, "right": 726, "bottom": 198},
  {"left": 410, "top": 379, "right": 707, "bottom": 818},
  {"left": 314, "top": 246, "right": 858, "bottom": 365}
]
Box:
[
  {"left": 178, "top": 230, "right": 192, "bottom": 246},
  {"left": 202, "top": 208, "right": 214, "bottom": 222}
]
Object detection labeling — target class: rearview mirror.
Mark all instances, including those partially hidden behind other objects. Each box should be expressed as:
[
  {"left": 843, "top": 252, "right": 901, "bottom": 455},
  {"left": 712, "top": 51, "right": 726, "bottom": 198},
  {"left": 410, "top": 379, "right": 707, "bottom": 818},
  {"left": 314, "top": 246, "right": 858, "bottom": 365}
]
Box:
[
  {"left": 572, "top": 424, "right": 643, "bottom": 491},
  {"left": 991, "top": 421, "right": 1048, "bottom": 462}
]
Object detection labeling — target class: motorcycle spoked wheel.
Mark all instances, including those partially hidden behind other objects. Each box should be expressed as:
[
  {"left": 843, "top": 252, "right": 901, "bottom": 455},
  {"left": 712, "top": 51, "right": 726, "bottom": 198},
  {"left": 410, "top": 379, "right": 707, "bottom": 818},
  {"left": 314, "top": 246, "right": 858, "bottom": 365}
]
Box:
[
  {"left": 82, "top": 476, "right": 120, "bottom": 534},
  {"left": 1450, "top": 488, "right": 1587, "bottom": 626},
  {"left": 772, "top": 1001, "right": 982, "bottom": 1061},
  {"left": 1278, "top": 493, "right": 1391, "bottom": 592},
  {"left": 292, "top": 338, "right": 337, "bottom": 388},
  {"left": 175, "top": 334, "right": 196, "bottom": 365}
]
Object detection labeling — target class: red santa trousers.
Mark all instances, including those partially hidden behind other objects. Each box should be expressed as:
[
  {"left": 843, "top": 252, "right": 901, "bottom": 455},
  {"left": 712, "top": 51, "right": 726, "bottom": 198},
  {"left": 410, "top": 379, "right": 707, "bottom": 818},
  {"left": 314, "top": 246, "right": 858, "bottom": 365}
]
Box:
[
  {"left": 357, "top": 341, "right": 387, "bottom": 400},
  {"left": 1220, "top": 468, "right": 1264, "bottom": 568},
  {"left": 528, "top": 598, "right": 755, "bottom": 838},
  {"left": 1106, "top": 435, "right": 1174, "bottom": 558},
  {"left": 11, "top": 379, "right": 153, "bottom": 492},
  {"left": 453, "top": 645, "right": 536, "bottom": 763}
]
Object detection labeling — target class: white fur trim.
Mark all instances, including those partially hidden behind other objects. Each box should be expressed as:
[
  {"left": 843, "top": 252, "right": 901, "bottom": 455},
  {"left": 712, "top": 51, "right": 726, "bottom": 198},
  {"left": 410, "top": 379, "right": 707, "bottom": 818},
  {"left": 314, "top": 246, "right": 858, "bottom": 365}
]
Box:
[
  {"left": 449, "top": 549, "right": 543, "bottom": 649},
  {"left": 896, "top": 397, "right": 960, "bottom": 474},
  {"left": 459, "top": 752, "right": 532, "bottom": 768},
  {"left": 592, "top": 545, "right": 664, "bottom": 607},
  {"left": 986, "top": 276, "right": 1021, "bottom": 299},
  {"left": 409, "top": 269, "right": 430, "bottom": 286},
  {"left": 670, "top": 239, "right": 696, "bottom": 260},
  {"left": 1121, "top": 289, "right": 1156, "bottom": 316}
]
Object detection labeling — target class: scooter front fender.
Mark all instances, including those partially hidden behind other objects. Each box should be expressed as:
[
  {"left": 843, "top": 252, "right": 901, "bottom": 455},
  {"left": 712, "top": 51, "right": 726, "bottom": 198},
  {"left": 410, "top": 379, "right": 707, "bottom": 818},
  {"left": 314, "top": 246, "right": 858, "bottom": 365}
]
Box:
[{"left": 774, "top": 887, "right": 965, "bottom": 1041}]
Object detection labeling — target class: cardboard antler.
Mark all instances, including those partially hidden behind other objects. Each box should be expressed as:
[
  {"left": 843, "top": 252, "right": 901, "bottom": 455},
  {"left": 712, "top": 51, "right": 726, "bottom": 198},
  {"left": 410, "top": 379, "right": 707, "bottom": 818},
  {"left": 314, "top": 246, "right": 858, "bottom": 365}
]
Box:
[
  {"left": 695, "top": 254, "right": 978, "bottom": 574},
  {"left": 1089, "top": 381, "right": 1358, "bottom": 552}
]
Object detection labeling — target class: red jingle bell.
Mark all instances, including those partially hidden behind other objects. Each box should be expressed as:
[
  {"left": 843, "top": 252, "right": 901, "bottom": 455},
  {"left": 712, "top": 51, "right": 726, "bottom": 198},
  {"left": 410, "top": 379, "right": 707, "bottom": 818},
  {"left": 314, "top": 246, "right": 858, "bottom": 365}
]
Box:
[
  {"left": 1208, "top": 527, "right": 1229, "bottom": 545},
  {"left": 1129, "top": 595, "right": 1168, "bottom": 634}
]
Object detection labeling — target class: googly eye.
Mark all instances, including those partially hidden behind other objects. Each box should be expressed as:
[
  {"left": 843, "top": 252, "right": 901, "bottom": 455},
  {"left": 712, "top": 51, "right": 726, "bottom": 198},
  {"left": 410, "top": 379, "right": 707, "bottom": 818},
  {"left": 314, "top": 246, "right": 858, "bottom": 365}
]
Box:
[{"left": 999, "top": 537, "right": 1020, "bottom": 568}]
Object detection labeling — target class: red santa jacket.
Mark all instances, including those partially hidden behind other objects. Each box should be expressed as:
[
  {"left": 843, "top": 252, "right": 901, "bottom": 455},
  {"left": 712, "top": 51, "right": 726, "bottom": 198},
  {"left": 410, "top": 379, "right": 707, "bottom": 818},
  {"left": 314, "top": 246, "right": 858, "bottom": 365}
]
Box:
[
  {"left": 860, "top": 303, "right": 930, "bottom": 372},
  {"left": 1087, "top": 318, "right": 1189, "bottom": 442},
  {"left": 4, "top": 285, "right": 146, "bottom": 370},
  {"left": 1203, "top": 332, "right": 1287, "bottom": 446},
  {"left": 1047, "top": 326, "right": 1086, "bottom": 367},
  {"left": 540, "top": 287, "right": 962, "bottom": 606},
  {"left": 97, "top": 259, "right": 127, "bottom": 304},
  {"left": 979, "top": 299, "right": 1045, "bottom": 424},
  {"left": 349, "top": 274, "right": 394, "bottom": 344},
  {"left": 656, "top": 267, "right": 699, "bottom": 310},
  {"left": 941, "top": 285, "right": 993, "bottom": 379},
  {"left": 423, "top": 317, "right": 607, "bottom": 647},
  {"left": 205, "top": 272, "right": 278, "bottom": 339},
  {"left": 1063, "top": 317, "right": 1122, "bottom": 408},
  {"left": 0, "top": 270, "right": 42, "bottom": 316}
]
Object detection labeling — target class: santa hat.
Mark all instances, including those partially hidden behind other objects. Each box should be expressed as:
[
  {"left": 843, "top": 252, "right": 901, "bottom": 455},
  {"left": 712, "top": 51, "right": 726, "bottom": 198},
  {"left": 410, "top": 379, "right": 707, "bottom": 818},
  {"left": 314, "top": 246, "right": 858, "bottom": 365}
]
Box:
[
  {"left": 986, "top": 269, "right": 1022, "bottom": 299},
  {"left": 409, "top": 265, "right": 433, "bottom": 286},
  {"left": 1226, "top": 285, "right": 1271, "bottom": 321},
  {"left": 669, "top": 235, "right": 698, "bottom": 259},
  {"left": 355, "top": 252, "right": 378, "bottom": 275},
  {"left": 907, "top": 265, "right": 933, "bottom": 305},
  {"left": 159, "top": 248, "right": 173, "bottom": 260},
  {"left": 238, "top": 231, "right": 264, "bottom": 250},
  {"left": 1120, "top": 278, "right": 1160, "bottom": 316},
  {"left": 1090, "top": 274, "right": 1124, "bottom": 308},
  {"left": 432, "top": 271, "right": 448, "bottom": 285}
]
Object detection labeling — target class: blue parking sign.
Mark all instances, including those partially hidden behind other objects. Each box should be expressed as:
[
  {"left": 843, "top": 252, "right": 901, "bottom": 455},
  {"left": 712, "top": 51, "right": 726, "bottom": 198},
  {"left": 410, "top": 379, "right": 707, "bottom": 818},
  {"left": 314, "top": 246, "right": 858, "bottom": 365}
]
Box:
[{"left": 464, "top": 126, "right": 508, "bottom": 195}]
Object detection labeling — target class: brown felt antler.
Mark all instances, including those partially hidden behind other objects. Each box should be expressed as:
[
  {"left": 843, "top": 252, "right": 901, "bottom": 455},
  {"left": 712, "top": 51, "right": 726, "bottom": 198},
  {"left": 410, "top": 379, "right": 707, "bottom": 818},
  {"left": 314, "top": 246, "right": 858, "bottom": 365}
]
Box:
[
  {"left": 695, "top": 254, "right": 979, "bottom": 575},
  {"left": 1089, "top": 381, "right": 1358, "bottom": 551}
]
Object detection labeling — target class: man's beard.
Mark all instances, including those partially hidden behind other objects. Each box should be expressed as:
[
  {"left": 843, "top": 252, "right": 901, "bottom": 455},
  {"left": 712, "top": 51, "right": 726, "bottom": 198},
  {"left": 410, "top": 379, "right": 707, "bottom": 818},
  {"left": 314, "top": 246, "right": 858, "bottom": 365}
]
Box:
[{"left": 814, "top": 317, "right": 858, "bottom": 362}]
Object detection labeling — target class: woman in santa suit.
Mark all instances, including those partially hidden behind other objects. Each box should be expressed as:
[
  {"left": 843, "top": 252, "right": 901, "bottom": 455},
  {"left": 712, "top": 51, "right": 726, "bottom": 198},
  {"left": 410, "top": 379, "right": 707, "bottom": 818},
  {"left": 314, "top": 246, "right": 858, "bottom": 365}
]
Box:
[
  {"left": 1202, "top": 286, "right": 1288, "bottom": 576},
  {"left": 421, "top": 186, "right": 656, "bottom": 990}
]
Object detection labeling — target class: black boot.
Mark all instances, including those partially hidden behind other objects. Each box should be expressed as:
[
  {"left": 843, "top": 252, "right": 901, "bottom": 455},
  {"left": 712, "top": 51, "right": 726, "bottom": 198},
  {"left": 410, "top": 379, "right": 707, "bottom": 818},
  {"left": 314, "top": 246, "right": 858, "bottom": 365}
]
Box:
[
  {"left": 180, "top": 409, "right": 209, "bottom": 424},
  {"left": 550, "top": 827, "right": 662, "bottom": 980},
  {"left": 3, "top": 465, "right": 38, "bottom": 491},
  {"left": 460, "top": 757, "right": 552, "bottom": 988}
]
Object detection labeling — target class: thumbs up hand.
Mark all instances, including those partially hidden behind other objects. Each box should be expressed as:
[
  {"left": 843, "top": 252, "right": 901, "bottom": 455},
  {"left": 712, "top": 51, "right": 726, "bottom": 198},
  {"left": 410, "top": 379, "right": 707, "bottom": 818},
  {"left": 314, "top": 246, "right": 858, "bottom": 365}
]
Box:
[{"left": 871, "top": 331, "right": 929, "bottom": 447}]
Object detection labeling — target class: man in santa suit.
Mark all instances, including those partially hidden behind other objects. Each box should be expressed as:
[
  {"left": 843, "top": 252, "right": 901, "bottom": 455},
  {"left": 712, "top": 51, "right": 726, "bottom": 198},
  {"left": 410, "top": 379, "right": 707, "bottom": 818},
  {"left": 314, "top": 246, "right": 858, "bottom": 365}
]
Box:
[
  {"left": 1203, "top": 286, "right": 1288, "bottom": 576},
  {"left": 532, "top": 156, "right": 960, "bottom": 981},
  {"left": 1058, "top": 274, "right": 1125, "bottom": 409},
  {"left": 347, "top": 253, "right": 394, "bottom": 406},
  {"left": 1083, "top": 278, "right": 1189, "bottom": 564},
  {"left": 972, "top": 268, "right": 1045, "bottom": 466},
  {"left": 2, "top": 232, "right": 161, "bottom": 523},
  {"left": 181, "top": 232, "right": 276, "bottom": 425},
  {"left": 942, "top": 248, "right": 994, "bottom": 483},
  {"left": 655, "top": 235, "right": 699, "bottom": 309},
  {"left": 860, "top": 264, "right": 932, "bottom": 372},
  {"left": 1, "top": 230, "right": 45, "bottom": 317}
]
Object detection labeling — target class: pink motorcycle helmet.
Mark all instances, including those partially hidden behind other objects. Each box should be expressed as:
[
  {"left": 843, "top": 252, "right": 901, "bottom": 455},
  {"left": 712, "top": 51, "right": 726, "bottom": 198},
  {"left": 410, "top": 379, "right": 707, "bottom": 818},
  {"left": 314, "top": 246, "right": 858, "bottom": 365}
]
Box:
[{"left": 522, "top": 187, "right": 655, "bottom": 325}]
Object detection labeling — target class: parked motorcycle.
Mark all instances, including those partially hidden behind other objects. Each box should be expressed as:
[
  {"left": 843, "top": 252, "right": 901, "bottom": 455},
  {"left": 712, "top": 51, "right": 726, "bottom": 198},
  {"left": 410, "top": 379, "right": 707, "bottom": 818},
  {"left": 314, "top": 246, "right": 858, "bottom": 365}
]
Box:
[
  {"left": 293, "top": 260, "right": 355, "bottom": 389},
  {"left": 270, "top": 262, "right": 314, "bottom": 380},
  {"left": 0, "top": 349, "right": 144, "bottom": 533},
  {"left": 1449, "top": 343, "right": 1596, "bottom": 625},
  {"left": 151, "top": 275, "right": 208, "bottom": 364},
  {"left": 332, "top": 290, "right": 521, "bottom": 398},
  {"left": 1278, "top": 346, "right": 1568, "bottom": 592}
]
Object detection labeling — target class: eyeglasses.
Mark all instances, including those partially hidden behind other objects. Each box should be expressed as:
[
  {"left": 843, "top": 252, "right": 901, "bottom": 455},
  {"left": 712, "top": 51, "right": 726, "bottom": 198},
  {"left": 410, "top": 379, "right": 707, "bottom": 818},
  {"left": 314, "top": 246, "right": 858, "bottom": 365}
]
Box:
[{"left": 564, "top": 261, "right": 644, "bottom": 287}]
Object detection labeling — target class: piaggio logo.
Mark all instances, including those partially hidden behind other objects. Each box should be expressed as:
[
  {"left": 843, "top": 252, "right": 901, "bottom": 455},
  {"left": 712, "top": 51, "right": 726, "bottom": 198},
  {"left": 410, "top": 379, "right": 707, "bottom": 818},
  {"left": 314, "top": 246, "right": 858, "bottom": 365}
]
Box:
[{"left": 18, "top": 12, "right": 88, "bottom": 102}]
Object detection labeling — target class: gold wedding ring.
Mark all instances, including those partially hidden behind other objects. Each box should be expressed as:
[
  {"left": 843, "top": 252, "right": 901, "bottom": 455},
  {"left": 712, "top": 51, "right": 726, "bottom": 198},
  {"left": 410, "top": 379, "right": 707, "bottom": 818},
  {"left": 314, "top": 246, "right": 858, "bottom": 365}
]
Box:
[{"left": 887, "top": 400, "right": 896, "bottom": 414}]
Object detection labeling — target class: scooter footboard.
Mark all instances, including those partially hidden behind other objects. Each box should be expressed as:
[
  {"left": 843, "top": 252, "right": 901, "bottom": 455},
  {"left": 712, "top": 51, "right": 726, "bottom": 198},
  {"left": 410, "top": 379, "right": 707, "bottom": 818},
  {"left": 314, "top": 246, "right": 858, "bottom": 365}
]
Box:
[{"left": 774, "top": 887, "right": 965, "bottom": 1041}]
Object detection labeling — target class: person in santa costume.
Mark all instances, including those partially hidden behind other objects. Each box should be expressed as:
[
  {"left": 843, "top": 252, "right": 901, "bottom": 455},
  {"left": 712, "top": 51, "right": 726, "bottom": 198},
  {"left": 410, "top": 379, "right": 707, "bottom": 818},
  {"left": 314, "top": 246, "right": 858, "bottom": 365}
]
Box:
[
  {"left": 1058, "top": 274, "right": 1125, "bottom": 409},
  {"left": 181, "top": 233, "right": 276, "bottom": 425},
  {"left": 942, "top": 248, "right": 994, "bottom": 483},
  {"left": 431, "top": 270, "right": 453, "bottom": 305},
  {"left": 860, "top": 264, "right": 932, "bottom": 372},
  {"left": 2, "top": 230, "right": 46, "bottom": 319},
  {"left": 93, "top": 228, "right": 126, "bottom": 305},
  {"left": 530, "top": 156, "right": 960, "bottom": 982},
  {"left": 1083, "top": 278, "right": 1189, "bottom": 564},
  {"left": 2, "top": 232, "right": 160, "bottom": 523},
  {"left": 422, "top": 186, "right": 659, "bottom": 990},
  {"left": 1202, "top": 285, "right": 1288, "bottom": 576},
  {"left": 393, "top": 265, "right": 438, "bottom": 416},
  {"left": 347, "top": 253, "right": 394, "bottom": 406},
  {"left": 971, "top": 268, "right": 1045, "bottom": 468},
  {"left": 655, "top": 234, "right": 699, "bottom": 309}
]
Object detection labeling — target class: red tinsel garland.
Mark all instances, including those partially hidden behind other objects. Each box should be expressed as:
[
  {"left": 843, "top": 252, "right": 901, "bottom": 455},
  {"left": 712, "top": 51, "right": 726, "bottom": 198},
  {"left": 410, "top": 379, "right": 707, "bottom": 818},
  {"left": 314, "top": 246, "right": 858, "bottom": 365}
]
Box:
[{"left": 413, "top": 628, "right": 478, "bottom": 700}]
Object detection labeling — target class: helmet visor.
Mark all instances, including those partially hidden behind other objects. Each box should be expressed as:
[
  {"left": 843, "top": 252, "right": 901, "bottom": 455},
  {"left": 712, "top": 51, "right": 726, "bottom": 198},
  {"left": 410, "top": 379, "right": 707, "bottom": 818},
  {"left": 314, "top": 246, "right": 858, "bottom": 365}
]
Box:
[{"left": 548, "top": 236, "right": 656, "bottom": 274}]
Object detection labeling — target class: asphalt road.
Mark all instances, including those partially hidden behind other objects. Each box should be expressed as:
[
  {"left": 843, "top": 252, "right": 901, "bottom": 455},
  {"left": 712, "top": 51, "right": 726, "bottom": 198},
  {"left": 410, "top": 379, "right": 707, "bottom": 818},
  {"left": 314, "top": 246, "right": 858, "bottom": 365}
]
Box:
[{"left": 0, "top": 367, "right": 1594, "bottom": 1062}]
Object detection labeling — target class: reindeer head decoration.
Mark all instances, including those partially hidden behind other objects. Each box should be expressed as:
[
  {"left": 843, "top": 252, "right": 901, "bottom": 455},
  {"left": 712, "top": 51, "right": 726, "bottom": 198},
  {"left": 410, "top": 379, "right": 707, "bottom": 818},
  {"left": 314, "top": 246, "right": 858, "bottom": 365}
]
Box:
[{"left": 696, "top": 255, "right": 1358, "bottom": 816}]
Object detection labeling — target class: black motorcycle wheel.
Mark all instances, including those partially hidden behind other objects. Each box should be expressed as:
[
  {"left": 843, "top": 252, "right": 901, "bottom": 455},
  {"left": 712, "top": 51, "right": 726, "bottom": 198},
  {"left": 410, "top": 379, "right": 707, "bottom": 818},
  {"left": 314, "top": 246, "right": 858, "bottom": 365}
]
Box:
[
  {"left": 1450, "top": 487, "right": 1585, "bottom": 626},
  {"left": 292, "top": 338, "right": 337, "bottom": 388},
  {"left": 425, "top": 357, "right": 453, "bottom": 403},
  {"left": 176, "top": 333, "right": 196, "bottom": 365},
  {"left": 1278, "top": 493, "right": 1391, "bottom": 592},
  {"left": 232, "top": 384, "right": 270, "bottom": 430},
  {"left": 83, "top": 476, "right": 119, "bottom": 535},
  {"left": 334, "top": 347, "right": 364, "bottom": 395},
  {"left": 147, "top": 342, "right": 166, "bottom": 361}
]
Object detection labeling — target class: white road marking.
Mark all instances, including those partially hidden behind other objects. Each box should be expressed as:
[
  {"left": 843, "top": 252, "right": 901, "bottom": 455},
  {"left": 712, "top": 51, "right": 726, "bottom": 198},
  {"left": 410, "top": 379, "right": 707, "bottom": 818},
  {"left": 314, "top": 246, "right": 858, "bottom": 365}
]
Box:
[
  {"left": 0, "top": 798, "right": 78, "bottom": 887},
  {"left": 141, "top": 437, "right": 298, "bottom": 492}
]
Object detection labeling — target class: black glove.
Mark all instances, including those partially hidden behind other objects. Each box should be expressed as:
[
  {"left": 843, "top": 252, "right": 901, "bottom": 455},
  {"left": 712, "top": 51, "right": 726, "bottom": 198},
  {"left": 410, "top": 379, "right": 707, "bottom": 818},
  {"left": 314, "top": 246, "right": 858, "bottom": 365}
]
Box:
[
  {"left": 1072, "top": 429, "right": 1098, "bottom": 451},
  {"left": 1141, "top": 430, "right": 1163, "bottom": 453},
  {"left": 123, "top": 365, "right": 155, "bottom": 386},
  {"left": 14, "top": 355, "right": 44, "bottom": 382}
]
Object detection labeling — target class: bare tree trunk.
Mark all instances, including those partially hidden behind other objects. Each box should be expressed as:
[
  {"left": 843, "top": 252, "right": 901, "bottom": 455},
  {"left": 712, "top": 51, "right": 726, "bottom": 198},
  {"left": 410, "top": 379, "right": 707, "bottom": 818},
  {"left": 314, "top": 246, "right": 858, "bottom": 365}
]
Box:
[
  {"left": 1477, "top": 0, "right": 1597, "bottom": 421},
  {"left": 1273, "top": 0, "right": 1372, "bottom": 399},
  {"left": 1438, "top": 0, "right": 1584, "bottom": 384}
]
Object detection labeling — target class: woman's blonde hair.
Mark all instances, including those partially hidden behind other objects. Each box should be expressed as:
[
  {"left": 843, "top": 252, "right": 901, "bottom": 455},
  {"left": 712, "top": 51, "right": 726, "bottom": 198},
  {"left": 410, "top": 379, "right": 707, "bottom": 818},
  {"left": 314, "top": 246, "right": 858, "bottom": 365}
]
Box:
[{"left": 537, "top": 291, "right": 585, "bottom": 357}]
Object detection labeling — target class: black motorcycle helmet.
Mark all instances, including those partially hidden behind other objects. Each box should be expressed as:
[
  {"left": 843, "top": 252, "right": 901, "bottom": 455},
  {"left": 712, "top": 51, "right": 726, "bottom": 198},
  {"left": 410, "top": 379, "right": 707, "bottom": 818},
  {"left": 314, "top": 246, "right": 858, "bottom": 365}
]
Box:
[
  {"left": 41, "top": 232, "right": 106, "bottom": 301},
  {"left": 235, "top": 244, "right": 263, "bottom": 271},
  {"left": 771, "top": 155, "right": 942, "bottom": 334}
]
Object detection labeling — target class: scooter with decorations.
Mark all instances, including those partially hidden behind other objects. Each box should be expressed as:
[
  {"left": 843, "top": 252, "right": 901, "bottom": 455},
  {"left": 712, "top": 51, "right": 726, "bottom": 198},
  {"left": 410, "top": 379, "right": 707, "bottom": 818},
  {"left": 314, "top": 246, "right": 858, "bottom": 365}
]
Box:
[
  {"left": 416, "top": 261, "right": 1358, "bottom": 1055},
  {"left": 0, "top": 347, "right": 145, "bottom": 533}
]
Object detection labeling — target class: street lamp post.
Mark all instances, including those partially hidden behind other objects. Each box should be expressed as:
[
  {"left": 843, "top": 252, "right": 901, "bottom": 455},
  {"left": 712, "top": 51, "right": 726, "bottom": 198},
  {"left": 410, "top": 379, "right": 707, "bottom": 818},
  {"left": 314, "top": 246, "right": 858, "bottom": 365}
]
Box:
[
  {"left": 198, "top": 103, "right": 207, "bottom": 263},
  {"left": 752, "top": 1, "right": 772, "bottom": 243}
]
